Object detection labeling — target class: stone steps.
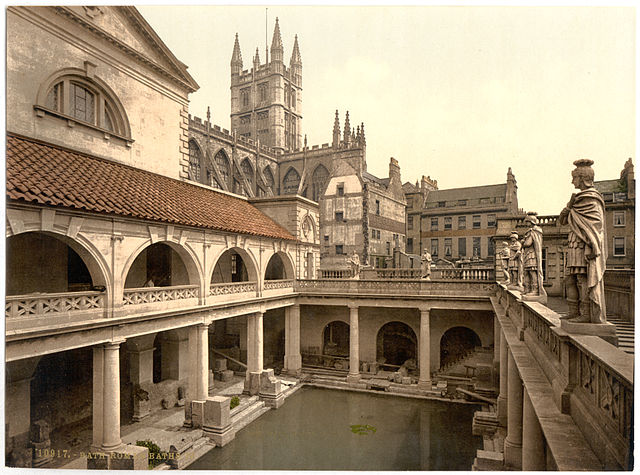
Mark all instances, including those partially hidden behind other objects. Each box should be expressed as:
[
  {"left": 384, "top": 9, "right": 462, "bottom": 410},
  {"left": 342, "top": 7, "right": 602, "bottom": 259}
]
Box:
[{"left": 230, "top": 399, "right": 269, "bottom": 434}]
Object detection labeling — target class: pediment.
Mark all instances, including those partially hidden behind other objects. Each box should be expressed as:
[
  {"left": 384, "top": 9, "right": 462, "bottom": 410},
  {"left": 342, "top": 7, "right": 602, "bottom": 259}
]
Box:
[{"left": 59, "top": 6, "right": 198, "bottom": 91}]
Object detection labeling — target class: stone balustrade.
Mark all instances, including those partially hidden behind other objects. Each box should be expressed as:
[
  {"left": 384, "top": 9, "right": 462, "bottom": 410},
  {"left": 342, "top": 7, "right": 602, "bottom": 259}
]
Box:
[
  {"left": 123, "top": 285, "right": 199, "bottom": 305},
  {"left": 437, "top": 267, "right": 495, "bottom": 281},
  {"left": 5, "top": 291, "right": 105, "bottom": 320},
  {"left": 370, "top": 268, "right": 422, "bottom": 279},
  {"left": 317, "top": 268, "right": 354, "bottom": 279},
  {"left": 209, "top": 281, "right": 257, "bottom": 296},
  {"left": 496, "top": 285, "right": 633, "bottom": 469},
  {"left": 263, "top": 279, "right": 294, "bottom": 290},
  {"left": 295, "top": 279, "right": 496, "bottom": 297}
]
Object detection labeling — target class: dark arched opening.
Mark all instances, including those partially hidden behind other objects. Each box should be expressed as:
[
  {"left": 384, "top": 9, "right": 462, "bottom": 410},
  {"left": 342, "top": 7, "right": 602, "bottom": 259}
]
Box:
[
  {"left": 322, "top": 321, "right": 349, "bottom": 357},
  {"left": 124, "top": 242, "right": 190, "bottom": 288},
  {"left": 440, "top": 326, "right": 481, "bottom": 368},
  {"left": 211, "top": 249, "right": 250, "bottom": 283},
  {"left": 376, "top": 321, "right": 417, "bottom": 366},
  {"left": 265, "top": 253, "right": 286, "bottom": 280}
]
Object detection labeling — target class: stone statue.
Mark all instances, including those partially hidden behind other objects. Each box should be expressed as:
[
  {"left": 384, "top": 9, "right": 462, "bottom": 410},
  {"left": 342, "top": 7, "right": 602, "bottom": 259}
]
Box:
[
  {"left": 507, "top": 231, "right": 522, "bottom": 289},
  {"left": 558, "top": 159, "right": 607, "bottom": 323},
  {"left": 521, "top": 212, "right": 547, "bottom": 303},
  {"left": 499, "top": 241, "right": 510, "bottom": 284},
  {"left": 421, "top": 249, "right": 432, "bottom": 280},
  {"left": 348, "top": 250, "right": 361, "bottom": 279}
]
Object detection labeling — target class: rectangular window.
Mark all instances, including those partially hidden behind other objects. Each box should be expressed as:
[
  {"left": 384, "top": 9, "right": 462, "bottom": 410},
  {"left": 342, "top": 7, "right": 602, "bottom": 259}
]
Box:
[
  {"left": 431, "top": 238, "right": 438, "bottom": 256},
  {"left": 614, "top": 211, "right": 625, "bottom": 227},
  {"left": 613, "top": 237, "right": 625, "bottom": 256},
  {"left": 458, "top": 199, "right": 467, "bottom": 206},
  {"left": 407, "top": 238, "right": 413, "bottom": 254},
  {"left": 542, "top": 248, "right": 547, "bottom": 281},
  {"left": 431, "top": 218, "right": 438, "bottom": 231},
  {"left": 377, "top": 230, "right": 381, "bottom": 239},
  {"left": 376, "top": 200, "right": 380, "bottom": 215},
  {"left": 371, "top": 229, "right": 376, "bottom": 239},
  {"left": 335, "top": 211, "right": 344, "bottom": 221},
  {"left": 386, "top": 242, "right": 391, "bottom": 255},
  {"left": 487, "top": 214, "right": 496, "bottom": 228},
  {"left": 336, "top": 244, "right": 344, "bottom": 255},
  {"left": 337, "top": 183, "right": 344, "bottom": 196},
  {"left": 444, "top": 238, "right": 452, "bottom": 257},
  {"left": 458, "top": 216, "right": 466, "bottom": 230},
  {"left": 444, "top": 217, "right": 452, "bottom": 230},
  {"left": 488, "top": 238, "right": 495, "bottom": 257},
  {"left": 438, "top": 201, "right": 446, "bottom": 208},
  {"left": 603, "top": 192, "right": 613, "bottom": 202},
  {"left": 614, "top": 192, "right": 627, "bottom": 202},
  {"left": 408, "top": 215, "right": 414, "bottom": 230},
  {"left": 472, "top": 215, "right": 481, "bottom": 229},
  {"left": 472, "top": 237, "right": 481, "bottom": 257},
  {"left": 231, "top": 254, "right": 237, "bottom": 274},
  {"left": 458, "top": 237, "right": 466, "bottom": 257},
  {"left": 324, "top": 235, "right": 329, "bottom": 242}
]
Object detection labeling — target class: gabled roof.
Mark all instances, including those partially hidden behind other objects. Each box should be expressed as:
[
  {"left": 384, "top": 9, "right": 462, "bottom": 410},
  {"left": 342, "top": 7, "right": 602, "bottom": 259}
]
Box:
[
  {"left": 362, "top": 171, "right": 389, "bottom": 188},
  {"left": 6, "top": 134, "right": 295, "bottom": 241},
  {"left": 402, "top": 181, "right": 418, "bottom": 193},
  {"left": 425, "top": 183, "right": 506, "bottom": 203},
  {"left": 594, "top": 179, "right": 624, "bottom": 194}
]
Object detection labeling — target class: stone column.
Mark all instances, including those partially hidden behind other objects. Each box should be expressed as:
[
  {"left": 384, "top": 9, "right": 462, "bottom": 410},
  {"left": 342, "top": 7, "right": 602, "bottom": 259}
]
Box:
[
  {"left": 195, "top": 324, "right": 209, "bottom": 401},
  {"left": 284, "top": 304, "right": 302, "bottom": 375},
  {"left": 418, "top": 307, "right": 431, "bottom": 389},
  {"left": 522, "top": 389, "right": 545, "bottom": 471},
  {"left": 245, "top": 312, "right": 264, "bottom": 395},
  {"left": 347, "top": 303, "right": 360, "bottom": 383},
  {"left": 101, "top": 341, "right": 124, "bottom": 451},
  {"left": 497, "top": 329, "right": 508, "bottom": 426},
  {"left": 493, "top": 317, "right": 501, "bottom": 386},
  {"left": 504, "top": 349, "right": 523, "bottom": 469}
]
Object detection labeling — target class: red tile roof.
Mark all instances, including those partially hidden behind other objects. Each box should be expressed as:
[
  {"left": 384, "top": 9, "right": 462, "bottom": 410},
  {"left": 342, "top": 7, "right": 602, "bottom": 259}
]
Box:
[{"left": 6, "top": 134, "right": 296, "bottom": 241}]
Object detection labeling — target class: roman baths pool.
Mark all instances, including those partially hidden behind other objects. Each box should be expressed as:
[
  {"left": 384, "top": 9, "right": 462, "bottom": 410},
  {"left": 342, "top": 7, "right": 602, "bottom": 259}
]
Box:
[{"left": 187, "top": 386, "right": 481, "bottom": 470}]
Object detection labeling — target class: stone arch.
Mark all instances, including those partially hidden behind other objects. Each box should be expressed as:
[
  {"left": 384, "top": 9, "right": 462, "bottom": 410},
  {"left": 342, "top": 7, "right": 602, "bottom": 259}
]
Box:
[
  {"left": 264, "top": 250, "right": 296, "bottom": 280},
  {"left": 263, "top": 165, "right": 275, "bottom": 189},
  {"left": 282, "top": 167, "right": 301, "bottom": 194},
  {"left": 6, "top": 229, "right": 110, "bottom": 296},
  {"left": 121, "top": 240, "right": 203, "bottom": 290},
  {"left": 301, "top": 213, "right": 317, "bottom": 243},
  {"left": 322, "top": 321, "right": 350, "bottom": 357},
  {"left": 439, "top": 326, "right": 481, "bottom": 369},
  {"left": 376, "top": 321, "right": 418, "bottom": 367},
  {"left": 209, "top": 246, "right": 259, "bottom": 284},
  {"left": 311, "top": 164, "right": 330, "bottom": 202}
]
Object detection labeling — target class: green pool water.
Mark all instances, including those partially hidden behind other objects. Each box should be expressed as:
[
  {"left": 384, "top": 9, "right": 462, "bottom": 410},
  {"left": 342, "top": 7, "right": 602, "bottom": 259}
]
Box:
[{"left": 187, "top": 386, "right": 482, "bottom": 470}]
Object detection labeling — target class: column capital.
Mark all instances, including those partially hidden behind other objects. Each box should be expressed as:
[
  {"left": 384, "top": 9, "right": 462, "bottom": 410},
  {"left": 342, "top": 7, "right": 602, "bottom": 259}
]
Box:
[
  {"left": 347, "top": 301, "right": 358, "bottom": 309},
  {"left": 418, "top": 305, "right": 431, "bottom": 315},
  {"left": 102, "top": 339, "right": 125, "bottom": 349}
]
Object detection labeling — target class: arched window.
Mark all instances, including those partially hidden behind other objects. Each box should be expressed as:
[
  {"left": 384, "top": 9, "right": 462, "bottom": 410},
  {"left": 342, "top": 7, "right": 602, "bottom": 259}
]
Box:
[
  {"left": 241, "top": 158, "right": 254, "bottom": 189},
  {"left": 283, "top": 167, "right": 300, "bottom": 195},
  {"left": 188, "top": 140, "right": 202, "bottom": 182},
  {"left": 263, "top": 166, "right": 275, "bottom": 189},
  {"left": 215, "top": 149, "right": 231, "bottom": 188},
  {"left": 311, "top": 165, "right": 329, "bottom": 202},
  {"left": 37, "top": 71, "right": 130, "bottom": 139}
]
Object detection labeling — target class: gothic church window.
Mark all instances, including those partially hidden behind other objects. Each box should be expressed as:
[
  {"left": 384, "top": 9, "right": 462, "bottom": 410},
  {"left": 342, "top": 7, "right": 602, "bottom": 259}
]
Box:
[
  {"left": 283, "top": 167, "right": 301, "bottom": 194},
  {"left": 263, "top": 166, "right": 275, "bottom": 189},
  {"left": 311, "top": 165, "right": 329, "bottom": 202},
  {"left": 215, "top": 149, "right": 231, "bottom": 188},
  {"left": 241, "top": 158, "right": 254, "bottom": 189}
]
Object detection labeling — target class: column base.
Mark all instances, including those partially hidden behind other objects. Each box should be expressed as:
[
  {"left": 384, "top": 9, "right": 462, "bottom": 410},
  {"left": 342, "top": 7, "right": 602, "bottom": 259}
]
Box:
[
  {"left": 284, "top": 354, "right": 302, "bottom": 375},
  {"left": 346, "top": 374, "right": 361, "bottom": 384},
  {"left": 204, "top": 423, "right": 235, "bottom": 447},
  {"left": 416, "top": 380, "right": 432, "bottom": 390},
  {"left": 504, "top": 438, "right": 522, "bottom": 469},
  {"left": 496, "top": 395, "right": 508, "bottom": 427},
  {"left": 190, "top": 400, "right": 207, "bottom": 429},
  {"left": 243, "top": 371, "right": 262, "bottom": 396}
]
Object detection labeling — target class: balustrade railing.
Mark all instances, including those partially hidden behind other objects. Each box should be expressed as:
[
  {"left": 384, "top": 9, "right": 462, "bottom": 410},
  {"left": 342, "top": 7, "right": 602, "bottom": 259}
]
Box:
[
  {"left": 123, "top": 285, "right": 199, "bottom": 305},
  {"left": 373, "top": 268, "right": 422, "bottom": 279},
  {"left": 263, "top": 279, "right": 294, "bottom": 290},
  {"left": 209, "top": 281, "right": 257, "bottom": 296},
  {"left": 6, "top": 291, "right": 105, "bottom": 319},
  {"left": 318, "top": 269, "right": 354, "bottom": 279},
  {"left": 437, "top": 267, "right": 495, "bottom": 281}
]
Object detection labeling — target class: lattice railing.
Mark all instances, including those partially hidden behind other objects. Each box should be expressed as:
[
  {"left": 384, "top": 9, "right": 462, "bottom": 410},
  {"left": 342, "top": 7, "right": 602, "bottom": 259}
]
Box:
[
  {"left": 209, "top": 281, "right": 257, "bottom": 296},
  {"left": 264, "top": 279, "right": 294, "bottom": 290},
  {"left": 6, "top": 291, "right": 104, "bottom": 319},
  {"left": 123, "top": 285, "right": 199, "bottom": 305}
]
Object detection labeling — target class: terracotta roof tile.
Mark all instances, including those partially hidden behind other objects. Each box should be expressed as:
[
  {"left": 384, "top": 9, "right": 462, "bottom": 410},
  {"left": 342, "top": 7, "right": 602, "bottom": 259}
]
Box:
[{"left": 6, "top": 134, "right": 296, "bottom": 241}]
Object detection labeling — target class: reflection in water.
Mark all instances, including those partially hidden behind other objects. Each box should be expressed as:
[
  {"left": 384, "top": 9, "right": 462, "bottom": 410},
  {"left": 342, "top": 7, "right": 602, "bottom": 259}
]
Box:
[{"left": 187, "top": 386, "right": 481, "bottom": 471}]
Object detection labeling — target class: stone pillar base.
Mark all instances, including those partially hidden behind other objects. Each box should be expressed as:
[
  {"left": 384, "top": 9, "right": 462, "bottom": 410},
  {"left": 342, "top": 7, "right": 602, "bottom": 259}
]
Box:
[
  {"left": 416, "top": 380, "right": 432, "bottom": 390},
  {"left": 560, "top": 320, "right": 618, "bottom": 345},
  {"left": 521, "top": 293, "right": 547, "bottom": 305},
  {"left": 284, "top": 354, "right": 302, "bottom": 374},
  {"left": 87, "top": 445, "right": 148, "bottom": 470},
  {"left": 259, "top": 369, "right": 285, "bottom": 408},
  {"left": 281, "top": 368, "right": 302, "bottom": 378},
  {"left": 504, "top": 439, "right": 522, "bottom": 469},
  {"left": 496, "top": 395, "right": 508, "bottom": 427},
  {"left": 203, "top": 396, "right": 235, "bottom": 447},
  {"left": 346, "top": 374, "right": 361, "bottom": 384},
  {"left": 190, "top": 400, "right": 207, "bottom": 429},
  {"left": 243, "top": 371, "right": 262, "bottom": 396}
]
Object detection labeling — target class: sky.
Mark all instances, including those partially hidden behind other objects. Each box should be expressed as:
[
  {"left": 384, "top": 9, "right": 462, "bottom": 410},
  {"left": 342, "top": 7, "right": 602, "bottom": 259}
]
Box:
[{"left": 138, "top": 5, "right": 635, "bottom": 215}]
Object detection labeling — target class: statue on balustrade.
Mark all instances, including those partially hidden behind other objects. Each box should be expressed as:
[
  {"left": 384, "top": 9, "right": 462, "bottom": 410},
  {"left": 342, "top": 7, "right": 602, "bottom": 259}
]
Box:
[
  {"left": 521, "top": 212, "right": 547, "bottom": 303},
  {"left": 421, "top": 249, "right": 432, "bottom": 280},
  {"left": 507, "top": 231, "right": 523, "bottom": 290},
  {"left": 348, "top": 250, "right": 361, "bottom": 279},
  {"left": 558, "top": 159, "right": 607, "bottom": 323},
  {"left": 498, "top": 241, "right": 510, "bottom": 284}
]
